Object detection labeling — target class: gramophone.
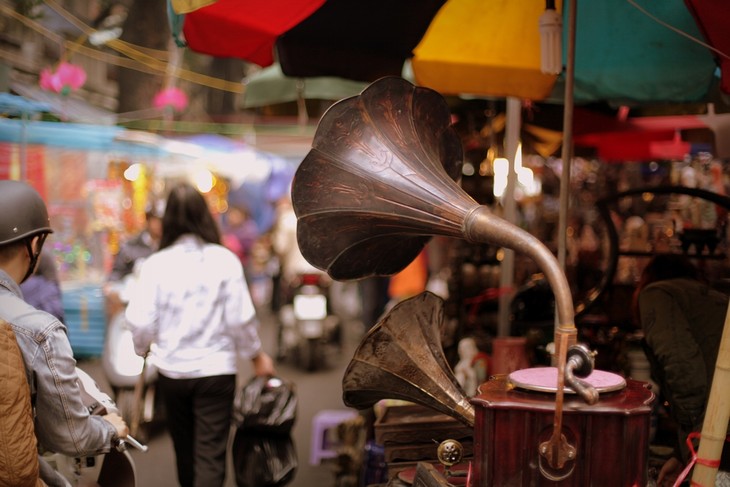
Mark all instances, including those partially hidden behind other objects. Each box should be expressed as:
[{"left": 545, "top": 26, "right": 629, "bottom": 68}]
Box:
[{"left": 292, "top": 77, "right": 654, "bottom": 486}]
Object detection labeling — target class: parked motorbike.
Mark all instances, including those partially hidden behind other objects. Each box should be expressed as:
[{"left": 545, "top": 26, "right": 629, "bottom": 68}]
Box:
[
  {"left": 277, "top": 272, "right": 341, "bottom": 371},
  {"left": 43, "top": 367, "right": 148, "bottom": 487},
  {"left": 102, "top": 273, "right": 159, "bottom": 440}
]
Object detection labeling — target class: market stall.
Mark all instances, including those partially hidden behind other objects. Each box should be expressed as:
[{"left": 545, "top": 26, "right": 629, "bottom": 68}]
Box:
[{"left": 1, "top": 100, "right": 295, "bottom": 356}]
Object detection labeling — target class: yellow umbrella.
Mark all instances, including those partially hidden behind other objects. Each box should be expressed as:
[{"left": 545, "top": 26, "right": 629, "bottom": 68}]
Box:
[{"left": 411, "top": 0, "right": 560, "bottom": 100}]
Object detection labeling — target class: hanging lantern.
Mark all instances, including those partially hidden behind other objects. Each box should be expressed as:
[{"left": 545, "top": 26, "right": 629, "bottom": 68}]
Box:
[
  {"left": 153, "top": 87, "right": 188, "bottom": 113},
  {"left": 39, "top": 62, "right": 87, "bottom": 96}
]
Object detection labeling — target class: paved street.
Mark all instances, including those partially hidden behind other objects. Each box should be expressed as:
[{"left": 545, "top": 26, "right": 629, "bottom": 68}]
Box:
[{"left": 79, "top": 305, "right": 366, "bottom": 487}]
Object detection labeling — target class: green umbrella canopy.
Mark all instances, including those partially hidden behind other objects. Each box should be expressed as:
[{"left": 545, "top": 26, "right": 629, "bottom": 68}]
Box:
[{"left": 240, "top": 63, "right": 368, "bottom": 109}]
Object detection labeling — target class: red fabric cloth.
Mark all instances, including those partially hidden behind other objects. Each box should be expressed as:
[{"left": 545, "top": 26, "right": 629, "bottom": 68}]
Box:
[{"left": 182, "top": 0, "right": 325, "bottom": 66}]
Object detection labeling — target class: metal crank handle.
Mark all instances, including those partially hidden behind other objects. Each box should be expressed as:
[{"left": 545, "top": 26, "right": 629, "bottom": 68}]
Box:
[
  {"left": 564, "top": 344, "right": 599, "bottom": 405},
  {"left": 122, "top": 435, "right": 149, "bottom": 452}
]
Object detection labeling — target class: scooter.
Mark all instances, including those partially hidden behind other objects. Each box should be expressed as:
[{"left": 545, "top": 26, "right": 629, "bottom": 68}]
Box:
[
  {"left": 43, "top": 368, "right": 148, "bottom": 487},
  {"left": 102, "top": 273, "right": 159, "bottom": 440},
  {"left": 277, "top": 272, "right": 341, "bottom": 371}
]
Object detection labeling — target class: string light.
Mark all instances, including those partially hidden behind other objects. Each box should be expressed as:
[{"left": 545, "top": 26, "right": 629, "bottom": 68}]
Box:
[{"left": 1, "top": 2, "right": 244, "bottom": 93}]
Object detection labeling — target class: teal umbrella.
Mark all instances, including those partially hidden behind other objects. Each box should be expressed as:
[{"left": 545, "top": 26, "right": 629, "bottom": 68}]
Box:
[{"left": 566, "top": 0, "right": 719, "bottom": 104}]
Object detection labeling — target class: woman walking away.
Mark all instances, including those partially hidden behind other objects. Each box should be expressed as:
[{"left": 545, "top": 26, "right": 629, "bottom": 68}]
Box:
[{"left": 126, "top": 182, "right": 275, "bottom": 487}]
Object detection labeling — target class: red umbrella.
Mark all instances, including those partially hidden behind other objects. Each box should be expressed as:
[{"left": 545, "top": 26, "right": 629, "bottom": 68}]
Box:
[{"left": 181, "top": 0, "right": 326, "bottom": 67}]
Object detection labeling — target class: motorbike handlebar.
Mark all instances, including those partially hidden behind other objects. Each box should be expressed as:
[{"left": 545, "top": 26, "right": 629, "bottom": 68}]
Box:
[{"left": 118, "top": 435, "right": 149, "bottom": 453}]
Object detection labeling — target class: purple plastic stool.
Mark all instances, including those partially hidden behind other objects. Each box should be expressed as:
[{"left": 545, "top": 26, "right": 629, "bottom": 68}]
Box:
[{"left": 309, "top": 409, "right": 358, "bottom": 465}]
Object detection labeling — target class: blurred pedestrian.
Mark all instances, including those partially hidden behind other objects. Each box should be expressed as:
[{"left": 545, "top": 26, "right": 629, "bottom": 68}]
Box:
[
  {"left": 19, "top": 250, "right": 64, "bottom": 322},
  {"left": 125, "top": 182, "right": 275, "bottom": 487},
  {"left": 221, "top": 206, "right": 258, "bottom": 268},
  {"left": 358, "top": 276, "right": 390, "bottom": 330},
  {"left": 633, "top": 254, "right": 730, "bottom": 486},
  {"left": 108, "top": 199, "right": 164, "bottom": 283},
  {"left": 271, "top": 196, "right": 323, "bottom": 301},
  {"left": 105, "top": 199, "right": 164, "bottom": 319}
]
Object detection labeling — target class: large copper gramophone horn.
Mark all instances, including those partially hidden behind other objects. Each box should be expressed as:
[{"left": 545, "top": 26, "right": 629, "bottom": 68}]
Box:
[{"left": 291, "top": 77, "right": 593, "bottom": 473}]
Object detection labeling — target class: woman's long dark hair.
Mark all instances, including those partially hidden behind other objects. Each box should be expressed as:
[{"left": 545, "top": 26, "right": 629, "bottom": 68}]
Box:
[{"left": 159, "top": 182, "right": 222, "bottom": 250}]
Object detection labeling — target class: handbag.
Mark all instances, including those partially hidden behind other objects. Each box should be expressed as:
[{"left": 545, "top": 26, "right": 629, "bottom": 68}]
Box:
[
  {"left": 232, "top": 375, "right": 297, "bottom": 434},
  {"left": 232, "top": 433, "right": 297, "bottom": 487},
  {"left": 232, "top": 375, "right": 298, "bottom": 487}
]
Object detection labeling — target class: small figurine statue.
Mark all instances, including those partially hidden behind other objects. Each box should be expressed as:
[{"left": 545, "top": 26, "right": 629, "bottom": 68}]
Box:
[{"left": 455, "top": 337, "right": 480, "bottom": 396}]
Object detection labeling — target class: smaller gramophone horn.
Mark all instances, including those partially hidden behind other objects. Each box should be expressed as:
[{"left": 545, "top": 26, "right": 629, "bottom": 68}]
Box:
[{"left": 342, "top": 291, "right": 475, "bottom": 427}]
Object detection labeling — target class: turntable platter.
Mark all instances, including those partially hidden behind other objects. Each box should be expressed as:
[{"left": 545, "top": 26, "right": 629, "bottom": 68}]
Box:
[{"left": 508, "top": 367, "right": 626, "bottom": 394}]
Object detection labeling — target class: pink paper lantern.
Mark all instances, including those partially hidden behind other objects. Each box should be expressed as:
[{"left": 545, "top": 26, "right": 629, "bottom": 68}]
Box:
[
  {"left": 39, "top": 62, "right": 86, "bottom": 96},
  {"left": 153, "top": 87, "right": 188, "bottom": 113}
]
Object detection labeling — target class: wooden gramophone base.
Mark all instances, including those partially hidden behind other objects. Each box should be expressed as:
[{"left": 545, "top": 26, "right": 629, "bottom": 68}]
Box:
[{"left": 471, "top": 374, "right": 655, "bottom": 486}]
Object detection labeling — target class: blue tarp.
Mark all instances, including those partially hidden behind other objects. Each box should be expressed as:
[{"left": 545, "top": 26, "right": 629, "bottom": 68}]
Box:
[{"left": 0, "top": 118, "right": 167, "bottom": 156}]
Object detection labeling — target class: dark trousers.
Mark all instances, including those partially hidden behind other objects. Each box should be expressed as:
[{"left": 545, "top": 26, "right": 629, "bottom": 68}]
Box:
[{"left": 157, "top": 373, "right": 236, "bottom": 487}]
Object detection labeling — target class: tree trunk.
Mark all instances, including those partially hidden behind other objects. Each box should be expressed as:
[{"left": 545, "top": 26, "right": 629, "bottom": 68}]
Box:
[
  {"left": 117, "top": 0, "right": 169, "bottom": 114},
  {"left": 206, "top": 57, "right": 245, "bottom": 121}
]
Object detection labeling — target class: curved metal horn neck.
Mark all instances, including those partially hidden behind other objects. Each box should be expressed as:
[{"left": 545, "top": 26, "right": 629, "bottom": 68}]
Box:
[{"left": 464, "top": 206, "right": 575, "bottom": 333}]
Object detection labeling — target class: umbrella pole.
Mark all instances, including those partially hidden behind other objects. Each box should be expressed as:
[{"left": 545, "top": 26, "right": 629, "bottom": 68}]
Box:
[
  {"left": 296, "top": 79, "right": 309, "bottom": 127},
  {"left": 555, "top": 0, "right": 577, "bottom": 360},
  {"left": 691, "top": 301, "right": 730, "bottom": 486},
  {"left": 497, "top": 97, "right": 521, "bottom": 337}
]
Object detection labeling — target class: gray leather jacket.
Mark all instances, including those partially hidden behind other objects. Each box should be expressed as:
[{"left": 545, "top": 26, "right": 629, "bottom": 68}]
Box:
[{"left": 0, "top": 270, "right": 116, "bottom": 458}]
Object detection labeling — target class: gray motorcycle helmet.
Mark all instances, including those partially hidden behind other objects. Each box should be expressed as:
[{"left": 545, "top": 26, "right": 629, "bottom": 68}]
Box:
[
  {"left": 0, "top": 180, "right": 53, "bottom": 283},
  {"left": 0, "top": 180, "right": 53, "bottom": 245}
]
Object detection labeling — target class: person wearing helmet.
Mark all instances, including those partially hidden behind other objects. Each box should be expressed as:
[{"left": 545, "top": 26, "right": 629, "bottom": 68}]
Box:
[{"left": 0, "top": 180, "right": 128, "bottom": 486}]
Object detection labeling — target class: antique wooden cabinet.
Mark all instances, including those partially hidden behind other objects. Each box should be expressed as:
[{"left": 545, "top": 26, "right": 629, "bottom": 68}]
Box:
[{"left": 471, "top": 376, "right": 655, "bottom": 486}]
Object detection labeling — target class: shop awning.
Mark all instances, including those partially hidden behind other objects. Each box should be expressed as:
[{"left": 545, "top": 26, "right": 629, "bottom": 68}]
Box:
[
  {"left": 11, "top": 83, "right": 118, "bottom": 125},
  {"left": 0, "top": 93, "right": 52, "bottom": 116},
  {"left": 574, "top": 113, "right": 713, "bottom": 161},
  {"left": 0, "top": 118, "right": 167, "bottom": 156}
]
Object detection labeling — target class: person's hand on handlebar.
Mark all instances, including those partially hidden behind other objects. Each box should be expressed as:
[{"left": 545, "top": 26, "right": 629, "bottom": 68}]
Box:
[{"left": 103, "top": 412, "right": 130, "bottom": 439}]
